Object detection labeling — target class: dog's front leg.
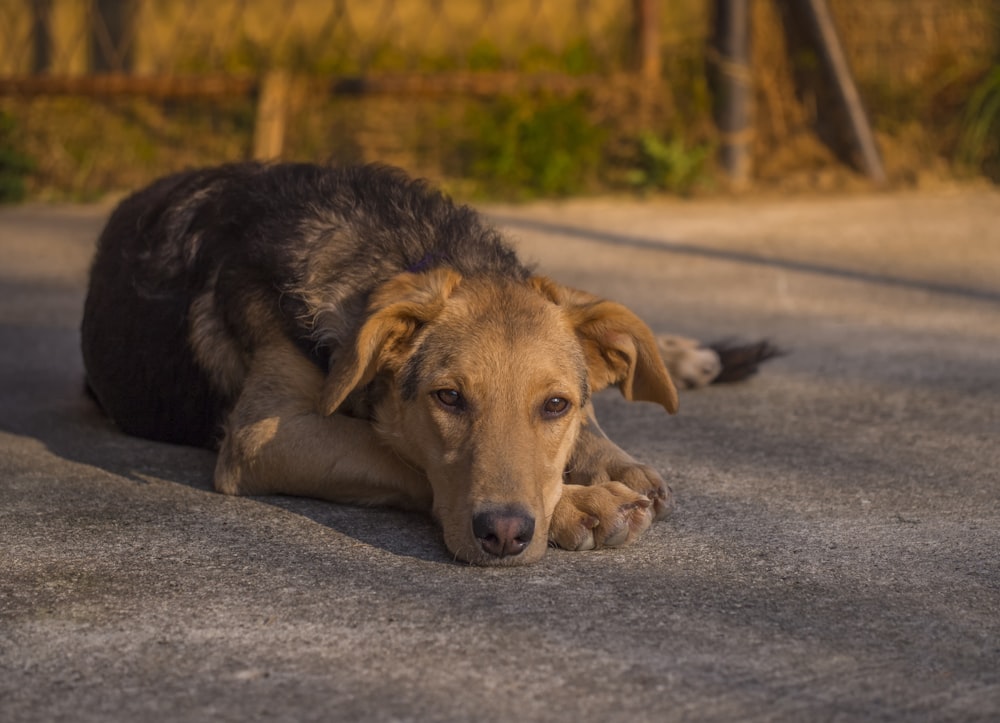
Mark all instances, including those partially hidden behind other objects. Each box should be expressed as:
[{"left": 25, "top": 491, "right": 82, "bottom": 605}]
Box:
[
  {"left": 565, "top": 412, "right": 672, "bottom": 515},
  {"left": 214, "top": 343, "right": 431, "bottom": 511},
  {"left": 554, "top": 401, "right": 672, "bottom": 551}
]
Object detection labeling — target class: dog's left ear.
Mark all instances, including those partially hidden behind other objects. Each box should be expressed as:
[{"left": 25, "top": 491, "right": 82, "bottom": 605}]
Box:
[
  {"left": 532, "top": 276, "right": 678, "bottom": 413},
  {"left": 321, "top": 268, "right": 462, "bottom": 415}
]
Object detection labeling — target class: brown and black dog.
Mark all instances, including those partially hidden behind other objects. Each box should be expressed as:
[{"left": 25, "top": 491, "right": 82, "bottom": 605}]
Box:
[{"left": 82, "top": 162, "right": 776, "bottom": 565}]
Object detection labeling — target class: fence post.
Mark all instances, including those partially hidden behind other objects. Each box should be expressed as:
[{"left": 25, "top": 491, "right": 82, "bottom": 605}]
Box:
[
  {"left": 632, "top": 0, "right": 661, "bottom": 129},
  {"left": 253, "top": 71, "right": 291, "bottom": 161},
  {"left": 30, "top": 0, "right": 53, "bottom": 74},
  {"left": 633, "top": 0, "right": 661, "bottom": 83},
  {"left": 711, "top": 0, "right": 753, "bottom": 190},
  {"left": 799, "top": 0, "right": 886, "bottom": 185},
  {"left": 90, "top": 0, "right": 136, "bottom": 73}
]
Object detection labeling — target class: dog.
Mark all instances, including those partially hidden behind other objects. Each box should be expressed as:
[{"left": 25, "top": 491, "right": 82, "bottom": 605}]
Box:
[{"left": 81, "top": 162, "right": 777, "bottom": 565}]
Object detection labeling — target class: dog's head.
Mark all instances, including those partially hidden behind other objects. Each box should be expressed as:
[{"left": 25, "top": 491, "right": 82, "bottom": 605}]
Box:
[{"left": 322, "top": 269, "right": 677, "bottom": 565}]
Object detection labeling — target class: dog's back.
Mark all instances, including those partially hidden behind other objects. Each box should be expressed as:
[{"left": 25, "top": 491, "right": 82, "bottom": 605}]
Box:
[
  {"left": 82, "top": 168, "right": 228, "bottom": 446},
  {"left": 81, "top": 163, "right": 526, "bottom": 447}
]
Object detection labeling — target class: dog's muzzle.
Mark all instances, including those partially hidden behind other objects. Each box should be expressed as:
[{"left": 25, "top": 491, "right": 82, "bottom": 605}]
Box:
[{"left": 472, "top": 504, "right": 535, "bottom": 559}]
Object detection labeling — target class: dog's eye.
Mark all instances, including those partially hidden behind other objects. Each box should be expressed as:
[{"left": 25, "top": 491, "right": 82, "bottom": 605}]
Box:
[
  {"left": 542, "top": 397, "right": 570, "bottom": 418},
  {"left": 434, "top": 389, "right": 464, "bottom": 410}
]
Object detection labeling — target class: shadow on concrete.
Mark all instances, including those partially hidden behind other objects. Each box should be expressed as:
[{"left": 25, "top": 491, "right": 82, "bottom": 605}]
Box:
[
  {"left": 261, "top": 495, "right": 451, "bottom": 564},
  {"left": 0, "top": 313, "right": 452, "bottom": 564},
  {"left": 491, "top": 215, "right": 1000, "bottom": 304}
]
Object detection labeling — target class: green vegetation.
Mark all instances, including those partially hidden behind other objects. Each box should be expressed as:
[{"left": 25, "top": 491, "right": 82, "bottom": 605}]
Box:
[
  {"left": 625, "top": 132, "right": 714, "bottom": 195},
  {"left": 957, "top": 65, "right": 1000, "bottom": 181},
  {"left": 444, "top": 89, "right": 714, "bottom": 199},
  {"left": 0, "top": 112, "right": 33, "bottom": 203},
  {"left": 451, "top": 94, "right": 607, "bottom": 199}
]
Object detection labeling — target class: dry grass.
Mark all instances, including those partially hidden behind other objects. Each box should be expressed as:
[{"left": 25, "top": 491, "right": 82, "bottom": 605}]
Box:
[
  {"left": 0, "top": 95, "right": 252, "bottom": 200},
  {"left": 0, "top": 0, "right": 997, "bottom": 198}
]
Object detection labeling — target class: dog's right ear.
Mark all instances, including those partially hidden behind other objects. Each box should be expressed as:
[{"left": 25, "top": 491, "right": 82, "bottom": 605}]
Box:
[
  {"left": 320, "top": 268, "right": 462, "bottom": 415},
  {"left": 531, "top": 275, "right": 678, "bottom": 414}
]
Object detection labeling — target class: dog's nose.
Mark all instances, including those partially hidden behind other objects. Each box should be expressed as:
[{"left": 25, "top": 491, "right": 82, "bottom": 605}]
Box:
[{"left": 472, "top": 505, "right": 535, "bottom": 558}]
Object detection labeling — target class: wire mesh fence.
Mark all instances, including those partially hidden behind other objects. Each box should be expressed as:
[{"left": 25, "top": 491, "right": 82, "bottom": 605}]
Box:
[
  {"left": 0, "top": 0, "right": 997, "bottom": 198},
  {"left": 0, "top": 0, "right": 696, "bottom": 78}
]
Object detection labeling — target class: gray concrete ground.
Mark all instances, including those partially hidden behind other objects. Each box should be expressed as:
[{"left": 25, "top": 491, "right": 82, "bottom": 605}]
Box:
[{"left": 1, "top": 190, "right": 998, "bottom": 722}]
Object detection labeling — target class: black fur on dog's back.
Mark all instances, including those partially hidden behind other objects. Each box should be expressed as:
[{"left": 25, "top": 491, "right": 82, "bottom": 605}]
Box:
[{"left": 81, "top": 162, "right": 528, "bottom": 447}]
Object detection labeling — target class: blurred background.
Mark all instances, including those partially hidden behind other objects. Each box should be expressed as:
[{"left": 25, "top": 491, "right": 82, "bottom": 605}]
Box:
[{"left": 0, "top": 0, "right": 997, "bottom": 202}]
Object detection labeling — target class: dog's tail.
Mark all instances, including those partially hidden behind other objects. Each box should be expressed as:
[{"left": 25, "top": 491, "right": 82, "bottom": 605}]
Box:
[{"left": 708, "top": 339, "right": 786, "bottom": 384}]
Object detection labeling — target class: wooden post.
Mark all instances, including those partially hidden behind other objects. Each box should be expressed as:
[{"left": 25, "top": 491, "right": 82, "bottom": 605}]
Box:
[
  {"left": 30, "top": 0, "right": 53, "bottom": 74},
  {"left": 633, "top": 0, "right": 661, "bottom": 83},
  {"left": 253, "top": 71, "right": 291, "bottom": 161},
  {"left": 711, "top": 0, "right": 753, "bottom": 190},
  {"left": 90, "top": 0, "right": 136, "bottom": 73},
  {"left": 632, "top": 0, "right": 661, "bottom": 128},
  {"left": 799, "top": 0, "right": 886, "bottom": 185}
]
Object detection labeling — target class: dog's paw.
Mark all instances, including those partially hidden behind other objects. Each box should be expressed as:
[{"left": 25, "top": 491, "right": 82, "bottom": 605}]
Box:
[
  {"left": 609, "top": 459, "right": 674, "bottom": 520},
  {"left": 549, "top": 482, "right": 655, "bottom": 551},
  {"left": 567, "top": 436, "right": 673, "bottom": 520},
  {"left": 570, "top": 458, "right": 672, "bottom": 520}
]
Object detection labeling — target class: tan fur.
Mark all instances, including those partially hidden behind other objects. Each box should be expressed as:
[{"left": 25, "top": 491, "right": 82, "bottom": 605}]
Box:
[
  {"left": 214, "top": 271, "right": 678, "bottom": 565},
  {"left": 189, "top": 286, "right": 248, "bottom": 398},
  {"left": 215, "top": 341, "right": 431, "bottom": 510},
  {"left": 532, "top": 277, "right": 679, "bottom": 412}
]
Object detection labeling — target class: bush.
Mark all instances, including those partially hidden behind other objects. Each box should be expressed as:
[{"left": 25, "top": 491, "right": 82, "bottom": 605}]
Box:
[
  {"left": 452, "top": 94, "right": 607, "bottom": 199},
  {"left": 957, "top": 65, "right": 1000, "bottom": 181},
  {"left": 625, "top": 132, "right": 714, "bottom": 195}
]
